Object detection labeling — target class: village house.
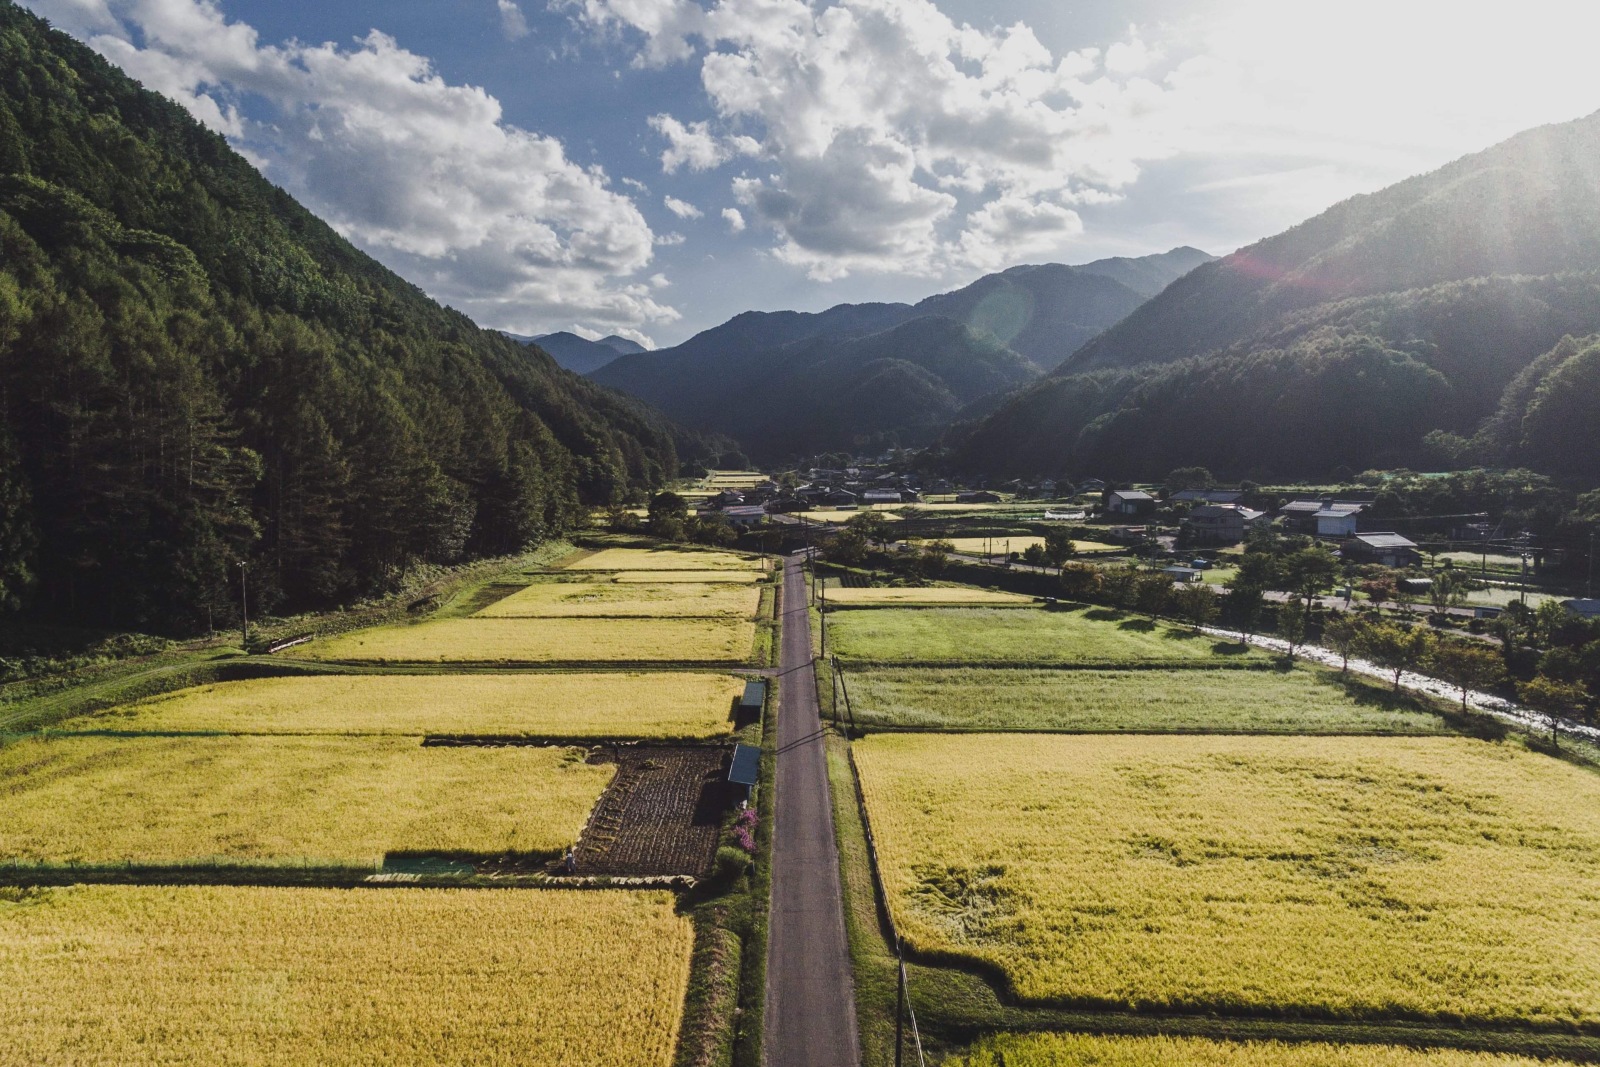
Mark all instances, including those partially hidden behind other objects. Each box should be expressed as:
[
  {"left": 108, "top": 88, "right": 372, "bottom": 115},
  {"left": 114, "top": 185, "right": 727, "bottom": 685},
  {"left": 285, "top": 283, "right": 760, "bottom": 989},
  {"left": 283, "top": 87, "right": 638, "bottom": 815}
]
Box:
[
  {"left": 1313, "top": 503, "right": 1365, "bottom": 538},
  {"left": 1182, "top": 503, "right": 1267, "bottom": 546},
  {"left": 955, "top": 490, "right": 1002, "bottom": 504}
]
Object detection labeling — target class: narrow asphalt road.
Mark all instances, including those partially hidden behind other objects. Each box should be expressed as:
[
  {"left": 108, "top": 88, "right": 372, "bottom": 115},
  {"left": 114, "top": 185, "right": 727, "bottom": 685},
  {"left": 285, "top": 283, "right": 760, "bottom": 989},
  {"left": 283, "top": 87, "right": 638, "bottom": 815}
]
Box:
[{"left": 765, "top": 555, "right": 861, "bottom": 1067}]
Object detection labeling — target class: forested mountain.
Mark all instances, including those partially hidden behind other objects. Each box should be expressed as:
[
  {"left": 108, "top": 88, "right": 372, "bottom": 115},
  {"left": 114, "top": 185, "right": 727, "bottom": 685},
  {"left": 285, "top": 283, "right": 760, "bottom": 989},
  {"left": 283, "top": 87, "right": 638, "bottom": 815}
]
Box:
[
  {"left": 504, "top": 331, "right": 646, "bottom": 375},
  {"left": 591, "top": 248, "right": 1208, "bottom": 461},
  {"left": 0, "top": 3, "right": 694, "bottom": 631},
  {"left": 953, "top": 111, "right": 1600, "bottom": 482}
]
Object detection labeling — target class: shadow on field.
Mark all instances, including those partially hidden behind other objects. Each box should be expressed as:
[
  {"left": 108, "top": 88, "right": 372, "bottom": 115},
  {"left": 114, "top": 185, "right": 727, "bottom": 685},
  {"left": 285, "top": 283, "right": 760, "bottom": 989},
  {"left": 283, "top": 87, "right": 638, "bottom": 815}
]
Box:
[{"left": 1117, "top": 619, "right": 1157, "bottom": 632}]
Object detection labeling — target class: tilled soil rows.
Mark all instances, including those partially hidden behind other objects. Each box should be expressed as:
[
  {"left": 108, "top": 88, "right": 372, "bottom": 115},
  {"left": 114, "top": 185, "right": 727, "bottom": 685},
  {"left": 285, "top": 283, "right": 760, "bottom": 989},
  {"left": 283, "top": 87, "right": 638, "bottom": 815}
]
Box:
[{"left": 573, "top": 746, "right": 736, "bottom": 877}]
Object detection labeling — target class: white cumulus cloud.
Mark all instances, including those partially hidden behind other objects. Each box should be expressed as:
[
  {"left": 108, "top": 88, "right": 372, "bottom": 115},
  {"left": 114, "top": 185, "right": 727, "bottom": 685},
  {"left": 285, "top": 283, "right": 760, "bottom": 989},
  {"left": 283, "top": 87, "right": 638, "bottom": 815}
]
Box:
[
  {"left": 566, "top": 0, "right": 1188, "bottom": 278},
  {"left": 721, "top": 207, "right": 746, "bottom": 233},
  {"left": 496, "top": 0, "right": 530, "bottom": 40},
  {"left": 663, "top": 194, "right": 704, "bottom": 218},
  {"left": 23, "top": 0, "right": 676, "bottom": 337}
]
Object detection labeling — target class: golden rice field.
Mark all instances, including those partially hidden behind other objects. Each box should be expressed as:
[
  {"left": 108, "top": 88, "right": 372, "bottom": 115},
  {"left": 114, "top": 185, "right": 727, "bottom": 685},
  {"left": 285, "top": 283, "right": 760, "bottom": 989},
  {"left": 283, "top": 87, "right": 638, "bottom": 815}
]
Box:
[
  {"left": 827, "top": 607, "right": 1244, "bottom": 665},
  {"left": 62, "top": 672, "right": 742, "bottom": 739},
  {"left": 613, "top": 569, "right": 764, "bottom": 583},
  {"left": 566, "top": 546, "right": 768, "bottom": 571},
  {"left": 854, "top": 733, "right": 1600, "bottom": 1024},
  {"left": 948, "top": 1034, "right": 1581, "bottom": 1067},
  {"left": 0, "top": 735, "right": 611, "bottom": 865},
  {"left": 845, "top": 667, "right": 1449, "bottom": 732},
  {"left": 478, "top": 578, "right": 759, "bottom": 618},
  {"left": 0, "top": 885, "right": 690, "bottom": 1067},
  {"left": 297, "top": 617, "right": 759, "bottom": 664},
  {"left": 824, "top": 586, "right": 1034, "bottom": 607}
]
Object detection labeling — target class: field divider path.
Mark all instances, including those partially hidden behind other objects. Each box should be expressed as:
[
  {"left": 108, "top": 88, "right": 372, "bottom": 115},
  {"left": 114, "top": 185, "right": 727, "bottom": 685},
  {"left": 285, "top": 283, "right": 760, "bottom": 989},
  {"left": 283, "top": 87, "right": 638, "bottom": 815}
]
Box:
[{"left": 766, "top": 555, "right": 861, "bottom": 1067}]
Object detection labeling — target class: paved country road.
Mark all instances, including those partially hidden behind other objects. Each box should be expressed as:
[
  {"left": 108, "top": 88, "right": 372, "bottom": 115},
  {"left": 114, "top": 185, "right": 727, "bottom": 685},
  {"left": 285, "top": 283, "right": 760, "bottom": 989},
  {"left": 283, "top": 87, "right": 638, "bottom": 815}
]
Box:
[{"left": 764, "top": 554, "right": 861, "bottom": 1067}]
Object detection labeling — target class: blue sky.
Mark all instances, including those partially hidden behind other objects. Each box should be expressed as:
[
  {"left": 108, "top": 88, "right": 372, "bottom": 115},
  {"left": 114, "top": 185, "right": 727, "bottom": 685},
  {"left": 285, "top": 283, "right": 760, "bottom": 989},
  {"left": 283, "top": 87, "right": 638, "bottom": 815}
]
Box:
[{"left": 25, "top": 0, "right": 1600, "bottom": 346}]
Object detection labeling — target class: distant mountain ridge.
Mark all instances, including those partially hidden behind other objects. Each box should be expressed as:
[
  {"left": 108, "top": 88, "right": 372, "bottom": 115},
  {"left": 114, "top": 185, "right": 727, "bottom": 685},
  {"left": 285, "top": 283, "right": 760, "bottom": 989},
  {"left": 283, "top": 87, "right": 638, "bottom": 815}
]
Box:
[
  {"left": 502, "top": 331, "right": 646, "bottom": 375},
  {"left": 952, "top": 110, "right": 1600, "bottom": 482},
  {"left": 590, "top": 247, "right": 1211, "bottom": 460}
]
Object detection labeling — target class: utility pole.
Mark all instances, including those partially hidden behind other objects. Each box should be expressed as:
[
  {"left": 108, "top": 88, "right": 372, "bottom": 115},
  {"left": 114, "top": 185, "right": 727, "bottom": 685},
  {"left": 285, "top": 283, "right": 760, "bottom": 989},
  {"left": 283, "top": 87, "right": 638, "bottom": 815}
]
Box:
[
  {"left": 1589, "top": 527, "right": 1596, "bottom": 599},
  {"left": 237, "top": 561, "right": 250, "bottom": 649}
]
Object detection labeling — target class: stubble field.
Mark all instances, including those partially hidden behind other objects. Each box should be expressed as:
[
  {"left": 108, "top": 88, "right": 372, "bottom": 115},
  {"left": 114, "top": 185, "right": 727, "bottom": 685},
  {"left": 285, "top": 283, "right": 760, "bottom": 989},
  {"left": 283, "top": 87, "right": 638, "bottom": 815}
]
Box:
[
  {"left": 61, "top": 672, "right": 743, "bottom": 739},
  {"left": 0, "top": 885, "right": 691, "bottom": 1066},
  {"left": 0, "top": 735, "right": 611, "bottom": 865},
  {"left": 854, "top": 733, "right": 1600, "bottom": 1025}
]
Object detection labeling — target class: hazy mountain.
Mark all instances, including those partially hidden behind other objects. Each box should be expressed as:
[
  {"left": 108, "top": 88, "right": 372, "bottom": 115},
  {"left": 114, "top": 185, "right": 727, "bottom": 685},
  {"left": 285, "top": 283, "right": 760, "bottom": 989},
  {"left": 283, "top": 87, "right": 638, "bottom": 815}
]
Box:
[
  {"left": 591, "top": 248, "right": 1208, "bottom": 460},
  {"left": 501, "top": 331, "right": 647, "bottom": 375},
  {"left": 0, "top": 4, "right": 693, "bottom": 629},
  {"left": 951, "top": 111, "right": 1600, "bottom": 482}
]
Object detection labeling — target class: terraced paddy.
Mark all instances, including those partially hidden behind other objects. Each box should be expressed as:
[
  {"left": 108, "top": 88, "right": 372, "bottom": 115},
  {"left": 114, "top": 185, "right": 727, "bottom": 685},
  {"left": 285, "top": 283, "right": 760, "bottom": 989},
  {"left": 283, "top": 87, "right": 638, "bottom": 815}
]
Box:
[
  {"left": 565, "top": 547, "right": 769, "bottom": 571},
  {"left": 297, "top": 616, "right": 759, "bottom": 664},
  {"left": 854, "top": 733, "right": 1600, "bottom": 1025},
  {"left": 824, "top": 586, "right": 1034, "bottom": 607},
  {"left": 827, "top": 607, "right": 1250, "bottom": 666},
  {"left": 60, "top": 672, "right": 743, "bottom": 739},
  {"left": 0, "top": 885, "right": 691, "bottom": 1066},
  {"left": 843, "top": 667, "right": 1448, "bottom": 733},
  {"left": 0, "top": 735, "right": 610, "bottom": 866},
  {"left": 948, "top": 1034, "right": 1582, "bottom": 1067},
  {"left": 478, "top": 578, "right": 759, "bottom": 618}
]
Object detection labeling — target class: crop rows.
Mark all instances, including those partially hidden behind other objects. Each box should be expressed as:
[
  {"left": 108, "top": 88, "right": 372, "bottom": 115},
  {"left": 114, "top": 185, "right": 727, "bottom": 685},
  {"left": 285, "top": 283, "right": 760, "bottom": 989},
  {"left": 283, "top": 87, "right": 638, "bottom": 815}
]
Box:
[{"left": 297, "top": 616, "right": 759, "bottom": 664}]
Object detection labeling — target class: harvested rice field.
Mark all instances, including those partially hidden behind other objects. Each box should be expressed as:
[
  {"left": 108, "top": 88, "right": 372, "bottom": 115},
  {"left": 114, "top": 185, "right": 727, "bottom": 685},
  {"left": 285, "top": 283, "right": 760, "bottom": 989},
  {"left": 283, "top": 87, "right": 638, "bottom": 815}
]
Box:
[
  {"left": 824, "top": 586, "right": 1034, "bottom": 607},
  {"left": 565, "top": 546, "right": 769, "bottom": 571},
  {"left": 296, "top": 617, "right": 759, "bottom": 664},
  {"left": 612, "top": 569, "right": 764, "bottom": 583},
  {"left": 0, "top": 735, "right": 610, "bottom": 865},
  {"left": 0, "top": 885, "right": 691, "bottom": 1067},
  {"left": 947, "top": 1034, "right": 1582, "bottom": 1067},
  {"left": 828, "top": 607, "right": 1249, "bottom": 666},
  {"left": 854, "top": 733, "right": 1600, "bottom": 1025},
  {"left": 843, "top": 667, "right": 1449, "bottom": 733},
  {"left": 60, "top": 672, "right": 743, "bottom": 739},
  {"left": 478, "top": 578, "right": 759, "bottom": 618}
]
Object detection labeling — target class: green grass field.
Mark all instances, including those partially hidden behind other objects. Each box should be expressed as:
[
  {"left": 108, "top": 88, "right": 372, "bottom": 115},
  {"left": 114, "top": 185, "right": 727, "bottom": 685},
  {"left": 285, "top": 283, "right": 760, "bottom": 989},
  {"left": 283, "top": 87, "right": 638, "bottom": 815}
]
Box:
[
  {"left": 825, "top": 587, "right": 1035, "bottom": 607},
  {"left": 0, "top": 735, "right": 610, "bottom": 865},
  {"left": 843, "top": 667, "right": 1450, "bottom": 733},
  {"left": 296, "top": 617, "right": 759, "bottom": 664},
  {"left": 476, "top": 579, "right": 760, "bottom": 618},
  {"left": 948, "top": 1034, "right": 1581, "bottom": 1067},
  {"left": 827, "top": 607, "right": 1252, "bottom": 666},
  {"left": 59, "top": 672, "right": 743, "bottom": 739},
  {"left": 0, "top": 885, "right": 691, "bottom": 1066},
  {"left": 854, "top": 733, "right": 1600, "bottom": 1025}
]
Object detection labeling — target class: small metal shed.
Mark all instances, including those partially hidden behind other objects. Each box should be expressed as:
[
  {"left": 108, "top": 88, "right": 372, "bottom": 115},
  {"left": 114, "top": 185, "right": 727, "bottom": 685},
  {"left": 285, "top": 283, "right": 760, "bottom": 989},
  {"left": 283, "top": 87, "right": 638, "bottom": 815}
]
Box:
[
  {"left": 739, "top": 679, "right": 767, "bottom": 716},
  {"left": 728, "top": 743, "right": 760, "bottom": 794}
]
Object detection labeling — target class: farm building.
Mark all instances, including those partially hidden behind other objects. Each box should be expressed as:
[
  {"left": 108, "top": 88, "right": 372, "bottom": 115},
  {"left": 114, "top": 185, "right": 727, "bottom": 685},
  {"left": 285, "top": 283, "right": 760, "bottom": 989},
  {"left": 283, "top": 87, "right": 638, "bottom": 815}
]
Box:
[
  {"left": 1106, "top": 490, "right": 1156, "bottom": 516},
  {"left": 862, "top": 489, "right": 907, "bottom": 505},
  {"left": 956, "top": 490, "right": 1002, "bottom": 504},
  {"left": 719, "top": 505, "right": 769, "bottom": 527},
  {"left": 1343, "top": 532, "right": 1422, "bottom": 568},
  {"left": 1163, "top": 566, "right": 1202, "bottom": 583},
  {"left": 1077, "top": 478, "right": 1106, "bottom": 492},
  {"left": 1563, "top": 599, "right": 1600, "bottom": 619}
]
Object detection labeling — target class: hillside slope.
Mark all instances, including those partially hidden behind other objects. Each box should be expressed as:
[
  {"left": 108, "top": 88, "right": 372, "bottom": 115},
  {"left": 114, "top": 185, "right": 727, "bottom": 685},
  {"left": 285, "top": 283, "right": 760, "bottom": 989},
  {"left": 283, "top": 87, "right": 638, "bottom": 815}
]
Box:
[
  {"left": 0, "top": 2, "right": 691, "bottom": 629},
  {"left": 954, "top": 112, "right": 1600, "bottom": 481},
  {"left": 592, "top": 248, "right": 1208, "bottom": 460}
]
